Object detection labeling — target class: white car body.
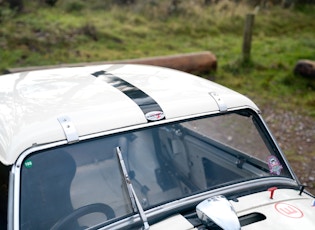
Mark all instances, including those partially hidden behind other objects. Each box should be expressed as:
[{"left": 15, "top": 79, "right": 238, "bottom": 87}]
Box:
[{"left": 0, "top": 64, "right": 314, "bottom": 229}]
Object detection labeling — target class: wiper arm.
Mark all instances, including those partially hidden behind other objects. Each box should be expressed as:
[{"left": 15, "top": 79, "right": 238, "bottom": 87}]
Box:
[{"left": 115, "top": 146, "right": 150, "bottom": 230}]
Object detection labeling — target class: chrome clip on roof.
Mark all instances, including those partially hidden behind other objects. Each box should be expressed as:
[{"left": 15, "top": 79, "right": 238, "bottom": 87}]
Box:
[
  {"left": 116, "top": 147, "right": 150, "bottom": 230},
  {"left": 57, "top": 115, "right": 79, "bottom": 144},
  {"left": 209, "top": 92, "right": 228, "bottom": 112}
]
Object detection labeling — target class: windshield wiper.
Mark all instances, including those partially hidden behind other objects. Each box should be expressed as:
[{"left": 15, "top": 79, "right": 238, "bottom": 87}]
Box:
[{"left": 115, "top": 146, "right": 150, "bottom": 230}]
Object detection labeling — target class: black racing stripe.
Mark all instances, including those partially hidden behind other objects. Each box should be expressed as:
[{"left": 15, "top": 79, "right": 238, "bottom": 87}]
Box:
[{"left": 92, "top": 70, "right": 164, "bottom": 118}]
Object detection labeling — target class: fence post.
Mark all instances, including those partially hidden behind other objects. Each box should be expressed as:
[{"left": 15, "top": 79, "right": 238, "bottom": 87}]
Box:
[{"left": 242, "top": 13, "right": 255, "bottom": 63}]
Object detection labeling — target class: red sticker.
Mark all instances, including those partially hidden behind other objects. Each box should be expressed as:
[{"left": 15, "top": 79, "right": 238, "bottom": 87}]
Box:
[{"left": 275, "top": 203, "right": 304, "bottom": 218}]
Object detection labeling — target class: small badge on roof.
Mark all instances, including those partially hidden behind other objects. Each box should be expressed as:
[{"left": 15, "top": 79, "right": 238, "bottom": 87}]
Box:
[{"left": 145, "top": 111, "right": 165, "bottom": 121}]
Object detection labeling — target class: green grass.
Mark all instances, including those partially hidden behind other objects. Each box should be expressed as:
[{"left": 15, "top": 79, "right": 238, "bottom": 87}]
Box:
[{"left": 1, "top": 0, "right": 315, "bottom": 115}]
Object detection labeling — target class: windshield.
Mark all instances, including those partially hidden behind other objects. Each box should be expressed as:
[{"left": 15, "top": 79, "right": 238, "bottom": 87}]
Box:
[{"left": 19, "top": 109, "right": 291, "bottom": 229}]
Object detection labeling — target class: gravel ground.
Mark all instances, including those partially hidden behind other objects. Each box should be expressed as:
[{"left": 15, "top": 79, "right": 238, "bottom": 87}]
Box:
[{"left": 262, "top": 106, "right": 315, "bottom": 195}]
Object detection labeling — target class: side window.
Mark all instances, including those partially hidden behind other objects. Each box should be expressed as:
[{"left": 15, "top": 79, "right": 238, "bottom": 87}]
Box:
[{"left": 0, "top": 164, "right": 9, "bottom": 229}]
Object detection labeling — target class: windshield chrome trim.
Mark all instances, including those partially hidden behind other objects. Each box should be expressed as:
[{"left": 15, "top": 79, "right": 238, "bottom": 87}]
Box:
[
  {"left": 97, "top": 177, "right": 298, "bottom": 230},
  {"left": 8, "top": 170, "right": 15, "bottom": 230},
  {"left": 146, "top": 177, "right": 299, "bottom": 217}
]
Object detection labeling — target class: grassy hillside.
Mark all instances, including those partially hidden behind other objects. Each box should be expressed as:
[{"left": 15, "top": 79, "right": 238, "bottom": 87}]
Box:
[
  {"left": 1, "top": 1, "right": 314, "bottom": 109},
  {"left": 1, "top": 1, "right": 314, "bottom": 114}
]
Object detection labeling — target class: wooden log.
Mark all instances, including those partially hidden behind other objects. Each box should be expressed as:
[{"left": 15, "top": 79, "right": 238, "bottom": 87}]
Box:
[
  {"left": 5, "top": 51, "right": 217, "bottom": 74},
  {"left": 294, "top": 60, "right": 315, "bottom": 80}
]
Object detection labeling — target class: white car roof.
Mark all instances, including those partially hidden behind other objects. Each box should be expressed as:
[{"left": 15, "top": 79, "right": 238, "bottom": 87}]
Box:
[{"left": 0, "top": 64, "right": 259, "bottom": 165}]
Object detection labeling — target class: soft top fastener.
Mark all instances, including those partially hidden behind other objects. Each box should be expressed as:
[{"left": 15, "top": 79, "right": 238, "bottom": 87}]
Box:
[
  {"left": 209, "top": 92, "right": 228, "bottom": 112},
  {"left": 57, "top": 116, "right": 79, "bottom": 144}
]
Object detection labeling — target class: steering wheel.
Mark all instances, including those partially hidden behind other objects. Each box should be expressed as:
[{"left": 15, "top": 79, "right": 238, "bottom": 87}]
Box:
[{"left": 50, "top": 203, "right": 115, "bottom": 230}]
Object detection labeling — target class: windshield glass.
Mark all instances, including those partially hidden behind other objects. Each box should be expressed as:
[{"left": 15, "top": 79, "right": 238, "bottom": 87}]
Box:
[{"left": 20, "top": 109, "right": 291, "bottom": 229}]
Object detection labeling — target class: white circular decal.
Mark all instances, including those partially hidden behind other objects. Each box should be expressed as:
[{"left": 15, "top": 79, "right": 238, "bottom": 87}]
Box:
[{"left": 145, "top": 111, "right": 165, "bottom": 121}]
